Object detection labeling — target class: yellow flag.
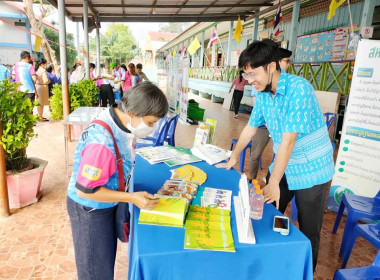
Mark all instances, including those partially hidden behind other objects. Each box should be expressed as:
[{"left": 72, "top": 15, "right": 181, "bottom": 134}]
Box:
[
  {"left": 327, "top": 0, "right": 346, "bottom": 20},
  {"left": 34, "top": 36, "right": 43, "bottom": 52},
  {"left": 173, "top": 49, "right": 177, "bottom": 55},
  {"left": 233, "top": 16, "right": 243, "bottom": 42},
  {"left": 187, "top": 38, "right": 201, "bottom": 56}
]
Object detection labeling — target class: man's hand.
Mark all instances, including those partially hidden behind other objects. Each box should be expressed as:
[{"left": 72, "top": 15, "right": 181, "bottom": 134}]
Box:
[
  {"left": 131, "top": 191, "right": 159, "bottom": 210},
  {"left": 216, "top": 157, "right": 237, "bottom": 170},
  {"left": 263, "top": 180, "right": 280, "bottom": 209}
]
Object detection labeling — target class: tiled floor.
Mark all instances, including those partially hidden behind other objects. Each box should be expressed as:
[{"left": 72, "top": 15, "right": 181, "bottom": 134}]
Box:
[{"left": 0, "top": 94, "right": 377, "bottom": 280}]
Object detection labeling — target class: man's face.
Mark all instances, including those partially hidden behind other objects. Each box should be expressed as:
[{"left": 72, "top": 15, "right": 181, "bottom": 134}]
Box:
[
  {"left": 243, "top": 64, "right": 271, "bottom": 92},
  {"left": 279, "top": 58, "right": 291, "bottom": 72}
]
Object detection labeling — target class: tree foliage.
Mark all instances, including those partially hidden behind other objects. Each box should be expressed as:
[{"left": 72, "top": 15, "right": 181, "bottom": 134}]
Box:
[
  {"left": 158, "top": 22, "right": 192, "bottom": 34},
  {"left": 43, "top": 28, "right": 77, "bottom": 68},
  {"left": 90, "top": 24, "right": 137, "bottom": 67}
]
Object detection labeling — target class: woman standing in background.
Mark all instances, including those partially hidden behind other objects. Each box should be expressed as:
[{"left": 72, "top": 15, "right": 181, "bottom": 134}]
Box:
[
  {"left": 228, "top": 70, "right": 247, "bottom": 118},
  {"left": 35, "top": 58, "right": 50, "bottom": 121}
]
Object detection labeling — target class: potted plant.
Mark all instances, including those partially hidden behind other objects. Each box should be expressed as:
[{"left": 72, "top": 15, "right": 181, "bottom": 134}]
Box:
[
  {"left": 0, "top": 79, "right": 47, "bottom": 209},
  {"left": 50, "top": 79, "right": 99, "bottom": 139}
]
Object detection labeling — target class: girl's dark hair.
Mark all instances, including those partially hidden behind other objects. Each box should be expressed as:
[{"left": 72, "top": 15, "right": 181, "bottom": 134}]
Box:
[
  {"left": 239, "top": 39, "right": 280, "bottom": 71},
  {"left": 35, "top": 58, "right": 47, "bottom": 72},
  {"left": 239, "top": 70, "right": 244, "bottom": 83},
  {"left": 120, "top": 64, "right": 127, "bottom": 71},
  {"left": 119, "top": 82, "right": 168, "bottom": 118},
  {"left": 46, "top": 64, "right": 53, "bottom": 73},
  {"left": 128, "top": 63, "right": 136, "bottom": 76}
]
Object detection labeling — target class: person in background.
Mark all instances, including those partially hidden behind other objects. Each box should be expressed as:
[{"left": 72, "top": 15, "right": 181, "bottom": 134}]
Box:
[
  {"left": 136, "top": 63, "right": 149, "bottom": 82},
  {"left": 12, "top": 51, "right": 37, "bottom": 105},
  {"left": 0, "top": 63, "right": 11, "bottom": 82},
  {"left": 217, "top": 39, "right": 334, "bottom": 271},
  {"left": 228, "top": 70, "right": 248, "bottom": 118},
  {"left": 248, "top": 47, "right": 293, "bottom": 182},
  {"left": 128, "top": 63, "right": 140, "bottom": 86},
  {"left": 67, "top": 82, "right": 169, "bottom": 280},
  {"left": 71, "top": 61, "right": 85, "bottom": 84},
  {"left": 46, "top": 64, "right": 58, "bottom": 98},
  {"left": 89, "top": 63, "right": 97, "bottom": 80},
  {"left": 35, "top": 58, "right": 50, "bottom": 121}
]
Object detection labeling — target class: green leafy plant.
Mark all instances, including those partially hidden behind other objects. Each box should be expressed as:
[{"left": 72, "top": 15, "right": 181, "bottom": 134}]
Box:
[
  {"left": 50, "top": 79, "right": 99, "bottom": 120},
  {"left": 0, "top": 80, "right": 39, "bottom": 171}
]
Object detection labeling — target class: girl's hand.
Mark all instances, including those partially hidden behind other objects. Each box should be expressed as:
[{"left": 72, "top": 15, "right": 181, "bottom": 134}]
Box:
[{"left": 131, "top": 191, "right": 159, "bottom": 210}]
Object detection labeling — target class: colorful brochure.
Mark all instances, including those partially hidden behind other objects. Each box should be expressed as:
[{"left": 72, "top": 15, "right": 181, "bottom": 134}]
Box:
[{"left": 139, "top": 197, "right": 189, "bottom": 227}]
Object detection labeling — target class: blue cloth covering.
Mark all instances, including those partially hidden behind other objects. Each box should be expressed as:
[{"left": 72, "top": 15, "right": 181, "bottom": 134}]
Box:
[
  {"left": 248, "top": 71, "right": 334, "bottom": 190},
  {"left": 128, "top": 156, "right": 313, "bottom": 280}
]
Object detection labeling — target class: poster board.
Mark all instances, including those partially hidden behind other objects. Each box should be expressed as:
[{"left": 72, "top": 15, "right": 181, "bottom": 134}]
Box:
[
  {"left": 295, "top": 30, "right": 335, "bottom": 63},
  {"left": 328, "top": 39, "right": 380, "bottom": 211},
  {"left": 295, "top": 26, "right": 359, "bottom": 63},
  {"left": 230, "top": 50, "right": 240, "bottom": 67},
  {"left": 180, "top": 56, "right": 190, "bottom": 122}
]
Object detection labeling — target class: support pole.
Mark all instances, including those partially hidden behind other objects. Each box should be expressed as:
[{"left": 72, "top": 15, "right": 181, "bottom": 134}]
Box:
[
  {"left": 58, "top": 0, "right": 70, "bottom": 120},
  {"left": 83, "top": 0, "right": 90, "bottom": 79},
  {"left": 288, "top": 0, "right": 300, "bottom": 53},
  {"left": 76, "top": 22, "right": 80, "bottom": 60},
  {"left": 252, "top": 17, "right": 259, "bottom": 41},
  {"left": 96, "top": 27, "right": 101, "bottom": 77},
  {"left": 200, "top": 31, "right": 205, "bottom": 67},
  {"left": 227, "top": 21, "right": 233, "bottom": 66},
  {"left": 0, "top": 121, "right": 10, "bottom": 218},
  {"left": 360, "top": 0, "right": 377, "bottom": 28}
]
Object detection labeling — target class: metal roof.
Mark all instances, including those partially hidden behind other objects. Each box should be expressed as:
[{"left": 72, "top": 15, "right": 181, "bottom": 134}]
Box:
[{"left": 44, "top": 0, "right": 275, "bottom": 23}]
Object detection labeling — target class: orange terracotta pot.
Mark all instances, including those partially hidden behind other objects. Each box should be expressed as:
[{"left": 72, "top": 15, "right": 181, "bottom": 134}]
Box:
[{"left": 6, "top": 157, "right": 48, "bottom": 209}]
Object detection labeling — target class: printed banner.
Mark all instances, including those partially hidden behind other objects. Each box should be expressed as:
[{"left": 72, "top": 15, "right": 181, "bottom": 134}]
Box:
[{"left": 328, "top": 39, "right": 380, "bottom": 211}]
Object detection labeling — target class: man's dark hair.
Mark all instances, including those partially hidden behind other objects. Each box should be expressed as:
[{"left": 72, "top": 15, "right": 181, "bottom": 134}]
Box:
[
  {"left": 46, "top": 64, "right": 53, "bottom": 73},
  {"left": 89, "top": 63, "right": 96, "bottom": 69},
  {"left": 239, "top": 39, "right": 280, "bottom": 70},
  {"left": 278, "top": 48, "right": 292, "bottom": 59},
  {"left": 20, "top": 51, "right": 31, "bottom": 60},
  {"left": 136, "top": 63, "right": 143, "bottom": 70}
]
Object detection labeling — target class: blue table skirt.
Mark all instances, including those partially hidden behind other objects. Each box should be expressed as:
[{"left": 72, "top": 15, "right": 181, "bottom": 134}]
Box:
[{"left": 129, "top": 156, "right": 313, "bottom": 280}]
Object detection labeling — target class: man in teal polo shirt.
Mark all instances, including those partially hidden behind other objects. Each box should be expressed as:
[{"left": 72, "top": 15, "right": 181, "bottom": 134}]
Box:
[{"left": 217, "top": 39, "right": 334, "bottom": 271}]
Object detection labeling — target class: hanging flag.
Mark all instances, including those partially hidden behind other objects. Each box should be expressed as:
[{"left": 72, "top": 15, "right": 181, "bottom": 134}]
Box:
[
  {"left": 34, "top": 36, "right": 43, "bottom": 52},
  {"left": 327, "top": 0, "right": 346, "bottom": 20},
  {"left": 181, "top": 45, "right": 187, "bottom": 57},
  {"left": 173, "top": 49, "right": 177, "bottom": 55},
  {"left": 273, "top": 0, "right": 282, "bottom": 37},
  {"left": 233, "top": 16, "right": 243, "bottom": 43},
  {"left": 188, "top": 38, "right": 201, "bottom": 56},
  {"left": 207, "top": 28, "right": 219, "bottom": 49}
]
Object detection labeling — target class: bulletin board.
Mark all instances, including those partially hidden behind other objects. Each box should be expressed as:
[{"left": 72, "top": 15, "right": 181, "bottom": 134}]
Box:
[{"left": 295, "top": 30, "right": 335, "bottom": 63}]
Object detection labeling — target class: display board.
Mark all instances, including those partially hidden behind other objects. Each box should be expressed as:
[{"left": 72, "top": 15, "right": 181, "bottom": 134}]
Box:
[
  {"left": 295, "top": 30, "right": 335, "bottom": 63},
  {"left": 180, "top": 56, "right": 190, "bottom": 122},
  {"left": 295, "top": 27, "right": 359, "bottom": 63},
  {"left": 328, "top": 39, "right": 380, "bottom": 211}
]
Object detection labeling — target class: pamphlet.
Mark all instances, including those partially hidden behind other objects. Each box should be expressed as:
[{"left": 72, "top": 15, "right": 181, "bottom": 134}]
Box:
[
  {"left": 191, "top": 144, "right": 232, "bottom": 165},
  {"left": 193, "top": 122, "right": 210, "bottom": 146},
  {"left": 170, "top": 164, "right": 207, "bottom": 185},
  {"left": 184, "top": 206, "right": 235, "bottom": 252},
  {"left": 139, "top": 197, "right": 189, "bottom": 227},
  {"left": 136, "top": 145, "right": 202, "bottom": 166}
]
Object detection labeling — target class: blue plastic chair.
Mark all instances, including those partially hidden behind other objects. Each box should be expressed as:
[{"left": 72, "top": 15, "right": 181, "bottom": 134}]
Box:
[
  {"left": 230, "top": 139, "right": 262, "bottom": 173},
  {"left": 341, "top": 223, "right": 380, "bottom": 268},
  {"left": 165, "top": 115, "right": 179, "bottom": 146},
  {"left": 135, "top": 116, "right": 171, "bottom": 148},
  {"left": 290, "top": 112, "right": 337, "bottom": 221},
  {"left": 332, "top": 191, "right": 380, "bottom": 258},
  {"left": 333, "top": 226, "right": 380, "bottom": 280}
]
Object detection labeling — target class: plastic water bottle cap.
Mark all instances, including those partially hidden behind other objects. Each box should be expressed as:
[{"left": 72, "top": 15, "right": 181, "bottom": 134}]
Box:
[
  {"left": 255, "top": 189, "right": 263, "bottom": 194},
  {"left": 254, "top": 184, "right": 260, "bottom": 189},
  {"left": 251, "top": 179, "right": 259, "bottom": 184}
]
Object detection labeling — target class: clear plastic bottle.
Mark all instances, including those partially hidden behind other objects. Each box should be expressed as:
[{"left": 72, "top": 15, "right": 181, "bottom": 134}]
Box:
[{"left": 250, "top": 188, "right": 264, "bottom": 220}]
